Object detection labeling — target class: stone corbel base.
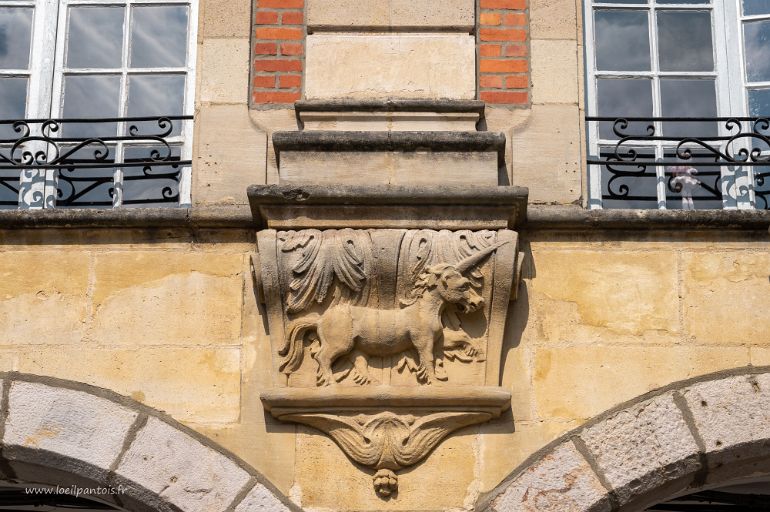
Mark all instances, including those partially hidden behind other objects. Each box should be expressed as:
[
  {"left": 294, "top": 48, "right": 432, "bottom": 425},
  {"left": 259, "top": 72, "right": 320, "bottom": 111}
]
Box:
[{"left": 262, "top": 386, "right": 511, "bottom": 497}]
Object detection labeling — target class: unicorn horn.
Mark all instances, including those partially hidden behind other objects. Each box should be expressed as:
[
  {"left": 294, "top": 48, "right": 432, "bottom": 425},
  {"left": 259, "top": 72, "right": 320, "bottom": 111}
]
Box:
[{"left": 455, "top": 240, "right": 509, "bottom": 274}]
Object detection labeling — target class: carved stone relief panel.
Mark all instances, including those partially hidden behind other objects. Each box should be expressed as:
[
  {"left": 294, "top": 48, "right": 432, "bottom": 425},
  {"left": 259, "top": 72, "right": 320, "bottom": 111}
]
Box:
[
  {"left": 255, "top": 226, "right": 521, "bottom": 496},
  {"left": 259, "top": 228, "right": 517, "bottom": 387}
]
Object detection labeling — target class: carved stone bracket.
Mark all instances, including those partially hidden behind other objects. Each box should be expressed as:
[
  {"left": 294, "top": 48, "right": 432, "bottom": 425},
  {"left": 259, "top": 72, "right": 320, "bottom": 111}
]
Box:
[
  {"left": 249, "top": 184, "right": 528, "bottom": 496},
  {"left": 262, "top": 387, "right": 510, "bottom": 497}
]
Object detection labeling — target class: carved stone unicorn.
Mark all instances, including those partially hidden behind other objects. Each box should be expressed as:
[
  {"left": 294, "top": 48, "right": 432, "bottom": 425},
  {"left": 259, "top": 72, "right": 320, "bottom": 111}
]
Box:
[{"left": 279, "top": 241, "right": 505, "bottom": 386}]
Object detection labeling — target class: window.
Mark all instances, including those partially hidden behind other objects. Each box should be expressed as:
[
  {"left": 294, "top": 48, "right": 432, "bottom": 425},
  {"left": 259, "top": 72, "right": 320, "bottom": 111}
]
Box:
[
  {"left": 584, "top": 0, "right": 770, "bottom": 210},
  {"left": 0, "top": 0, "right": 197, "bottom": 209}
]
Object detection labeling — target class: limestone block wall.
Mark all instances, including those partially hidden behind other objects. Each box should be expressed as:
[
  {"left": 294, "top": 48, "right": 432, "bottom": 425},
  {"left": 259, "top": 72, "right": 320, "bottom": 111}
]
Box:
[
  {"left": 193, "top": 0, "right": 270, "bottom": 206},
  {"left": 0, "top": 0, "right": 763, "bottom": 510},
  {"left": 485, "top": 0, "right": 584, "bottom": 205},
  {"left": 0, "top": 226, "right": 768, "bottom": 510},
  {"left": 190, "top": 0, "right": 591, "bottom": 209},
  {"left": 302, "top": 0, "right": 477, "bottom": 101},
  {"left": 191, "top": 0, "right": 586, "bottom": 206}
]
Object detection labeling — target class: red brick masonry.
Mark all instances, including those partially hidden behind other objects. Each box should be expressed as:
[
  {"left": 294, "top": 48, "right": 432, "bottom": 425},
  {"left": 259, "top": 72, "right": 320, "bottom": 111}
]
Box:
[
  {"left": 252, "top": 0, "right": 304, "bottom": 105},
  {"left": 478, "top": 0, "right": 529, "bottom": 106}
]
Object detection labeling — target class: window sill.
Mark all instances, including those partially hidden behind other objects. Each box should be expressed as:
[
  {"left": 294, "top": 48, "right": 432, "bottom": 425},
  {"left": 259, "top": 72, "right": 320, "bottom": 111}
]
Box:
[
  {"left": 526, "top": 205, "right": 770, "bottom": 232},
  {"left": 0, "top": 205, "right": 253, "bottom": 230},
  {"left": 1, "top": 204, "right": 769, "bottom": 233}
]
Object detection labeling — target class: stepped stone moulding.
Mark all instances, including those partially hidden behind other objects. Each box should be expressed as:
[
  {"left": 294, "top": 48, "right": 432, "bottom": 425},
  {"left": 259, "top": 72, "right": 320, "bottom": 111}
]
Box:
[{"left": 249, "top": 183, "right": 527, "bottom": 497}]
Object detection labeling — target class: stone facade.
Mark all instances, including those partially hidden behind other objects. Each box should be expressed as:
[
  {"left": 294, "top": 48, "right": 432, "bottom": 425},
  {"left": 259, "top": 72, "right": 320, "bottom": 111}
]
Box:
[
  {"left": 1, "top": 224, "right": 768, "bottom": 510},
  {"left": 0, "top": 0, "right": 768, "bottom": 511}
]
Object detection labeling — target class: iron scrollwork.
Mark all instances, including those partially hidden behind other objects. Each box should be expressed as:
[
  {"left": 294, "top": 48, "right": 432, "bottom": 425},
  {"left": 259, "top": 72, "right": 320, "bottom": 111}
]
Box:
[
  {"left": 0, "top": 115, "right": 192, "bottom": 208},
  {"left": 586, "top": 116, "right": 770, "bottom": 208}
]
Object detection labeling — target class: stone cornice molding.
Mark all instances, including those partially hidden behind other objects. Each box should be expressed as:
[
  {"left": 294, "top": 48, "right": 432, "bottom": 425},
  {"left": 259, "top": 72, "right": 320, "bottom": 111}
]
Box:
[
  {"left": 248, "top": 184, "right": 528, "bottom": 230},
  {"left": 294, "top": 99, "right": 487, "bottom": 114},
  {"left": 0, "top": 205, "right": 769, "bottom": 233}
]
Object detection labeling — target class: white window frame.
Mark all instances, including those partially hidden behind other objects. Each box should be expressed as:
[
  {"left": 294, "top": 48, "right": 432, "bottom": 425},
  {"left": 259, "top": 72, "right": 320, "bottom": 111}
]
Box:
[
  {"left": 3, "top": 0, "right": 197, "bottom": 209},
  {"left": 584, "top": 0, "right": 766, "bottom": 210}
]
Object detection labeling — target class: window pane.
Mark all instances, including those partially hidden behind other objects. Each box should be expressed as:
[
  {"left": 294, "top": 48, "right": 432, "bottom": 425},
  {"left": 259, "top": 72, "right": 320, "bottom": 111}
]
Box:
[
  {"left": 597, "top": 78, "right": 653, "bottom": 139},
  {"left": 595, "top": 0, "right": 646, "bottom": 3},
  {"left": 56, "top": 145, "right": 116, "bottom": 208},
  {"left": 0, "top": 7, "right": 33, "bottom": 69},
  {"left": 744, "top": 20, "right": 770, "bottom": 82},
  {"left": 600, "top": 146, "right": 658, "bottom": 209},
  {"left": 0, "top": 76, "right": 26, "bottom": 119},
  {"left": 595, "top": 10, "right": 651, "bottom": 71},
  {"left": 122, "top": 145, "right": 181, "bottom": 207},
  {"left": 749, "top": 88, "right": 770, "bottom": 116},
  {"left": 66, "top": 6, "right": 124, "bottom": 69},
  {"left": 130, "top": 6, "right": 188, "bottom": 68},
  {"left": 664, "top": 157, "right": 723, "bottom": 211},
  {"left": 0, "top": 77, "right": 26, "bottom": 141},
  {"left": 127, "top": 74, "right": 185, "bottom": 136},
  {"left": 743, "top": 0, "right": 770, "bottom": 15},
  {"left": 0, "top": 169, "right": 19, "bottom": 208},
  {"left": 660, "top": 79, "right": 717, "bottom": 137},
  {"left": 62, "top": 75, "right": 120, "bottom": 137},
  {"left": 657, "top": 11, "right": 714, "bottom": 72}
]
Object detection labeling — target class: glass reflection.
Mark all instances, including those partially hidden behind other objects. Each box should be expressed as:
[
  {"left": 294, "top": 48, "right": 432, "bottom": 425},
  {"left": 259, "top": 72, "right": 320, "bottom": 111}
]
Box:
[
  {"left": 660, "top": 79, "right": 717, "bottom": 137},
  {"left": 0, "top": 77, "right": 27, "bottom": 141},
  {"left": 749, "top": 88, "right": 770, "bottom": 117},
  {"left": 0, "top": 7, "right": 32, "bottom": 70},
  {"left": 597, "top": 78, "right": 653, "bottom": 139},
  {"left": 0, "top": 77, "right": 26, "bottom": 120},
  {"left": 67, "top": 7, "right": 124, "bottom": 69},
  {"left": 127, "top": 74, "right": 185, "bottom": 136},
  {"left": 743, "top": 0, "right": 770, "bottom": 15},
  {"left": 130, "top": 6, "right": 188, "bottom": 68},
  {"left": 62, "top": 75, "right": 120, "bottom": 137},
  {"left": 744, "top": 20, "right": 770, "bottom": 82},
  {"left": 657, "top": 11, "right": 714, "bottom": 72},
  {"left": 595, "top": 10, "right": 651, "bottom": 71}
]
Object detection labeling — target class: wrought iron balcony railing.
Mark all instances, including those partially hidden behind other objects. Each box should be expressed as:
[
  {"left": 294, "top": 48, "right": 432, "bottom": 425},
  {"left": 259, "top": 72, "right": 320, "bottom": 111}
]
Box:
[
  {"left": 0, "top": 115, "right": 192, "bottom": 209},
  {"left": 585, "top": 116, "right": 770, "bottom": 209}
]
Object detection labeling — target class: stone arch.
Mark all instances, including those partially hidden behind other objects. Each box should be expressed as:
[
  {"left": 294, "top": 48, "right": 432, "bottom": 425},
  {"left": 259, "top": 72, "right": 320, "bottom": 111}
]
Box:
[
  {"left": 0, "top": 372, "right": 298, "bottom": 512},
  {"left": 478, "top": 365, "right": 770, "bottom": 512}
]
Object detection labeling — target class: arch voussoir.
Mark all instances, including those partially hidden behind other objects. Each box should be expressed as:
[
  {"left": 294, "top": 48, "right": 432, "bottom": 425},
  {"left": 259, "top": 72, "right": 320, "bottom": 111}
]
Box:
[
  {"left": 479, "top": 366, "right": 770, "bottom": 512},
  {"left": 680, "top": 373, "right": 770, "bottom": 468},
  {"left": 2, "top": 379, "right": 141, "bottom": 494},
  {"left": 482, "top": 440, "right": 612, "bottom": 512},
  {"left": 0, "top": 373, "right": 297, "bottom": 512},
  {"left": 113, "top": 415, "right": 253, "bottom": 512},
  {"left": 577, "top": 392, "right": 702, "bottom": 509}
]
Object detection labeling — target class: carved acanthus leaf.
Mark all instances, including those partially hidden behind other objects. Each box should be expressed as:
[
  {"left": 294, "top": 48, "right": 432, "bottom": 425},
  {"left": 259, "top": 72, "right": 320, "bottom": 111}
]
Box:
[{"left": 280, "top": 229, "right": 372, "bottom": 314}]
